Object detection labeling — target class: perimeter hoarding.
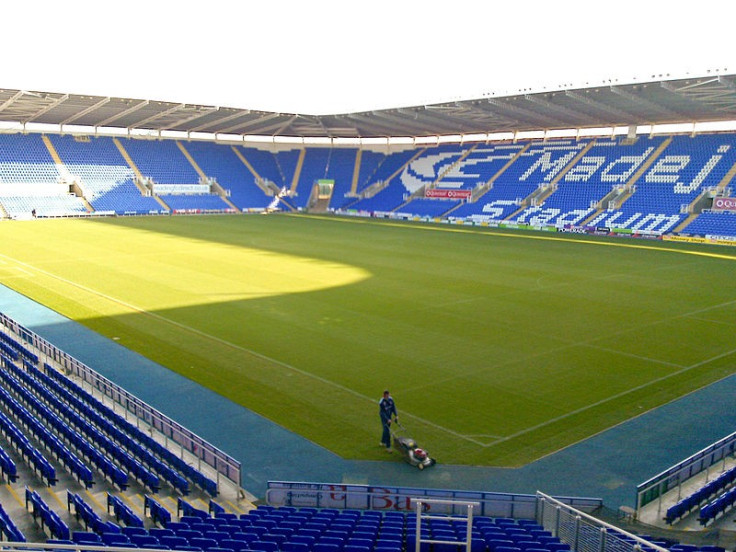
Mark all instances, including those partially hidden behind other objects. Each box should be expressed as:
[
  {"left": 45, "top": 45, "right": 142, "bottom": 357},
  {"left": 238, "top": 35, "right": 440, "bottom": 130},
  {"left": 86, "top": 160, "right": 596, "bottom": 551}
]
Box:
[
  {"left": 713, "top": 197, "right": 736, "bottom": 211},
  {"left": 425, "top": 189, "right": 472, "bottom": 199},
  {"left": 265, "top": 481, "right": 602, "bottom": 517}
]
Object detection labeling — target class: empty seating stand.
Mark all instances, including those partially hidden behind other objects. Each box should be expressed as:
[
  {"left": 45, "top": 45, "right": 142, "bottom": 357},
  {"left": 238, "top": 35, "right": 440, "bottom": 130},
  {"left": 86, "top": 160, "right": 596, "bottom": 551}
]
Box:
[
  {"left": 666, "top": 464, "right": 736, "bottom": 524},
  {"left": 699, "top": 486, "right": 736, "bottom": 525},
  {"left": 25, "top": 488, "right": 70, "bottom": 541},
  {"left": 0, "top": 131, "right": 734, "bottom": 239}
]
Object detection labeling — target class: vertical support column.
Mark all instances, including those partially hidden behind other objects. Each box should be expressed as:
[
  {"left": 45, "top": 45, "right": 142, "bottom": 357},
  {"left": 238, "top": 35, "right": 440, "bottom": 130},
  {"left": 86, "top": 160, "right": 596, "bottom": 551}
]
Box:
[
  {"left": 414, "top": 500, "right": 422, "bottom": 552},
  {"left": 466, "top": 504, "right": 474, "bottom": 552}
]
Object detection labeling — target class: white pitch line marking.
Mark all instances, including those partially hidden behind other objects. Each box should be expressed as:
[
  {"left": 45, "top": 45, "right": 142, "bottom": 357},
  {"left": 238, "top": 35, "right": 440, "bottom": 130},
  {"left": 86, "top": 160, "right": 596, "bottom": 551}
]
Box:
[
  {"left": 0, "top": 251, "right": 484, "bottom": 446},
  {"left": 484, "top": 345, "right": 736, "bottom": 448}
]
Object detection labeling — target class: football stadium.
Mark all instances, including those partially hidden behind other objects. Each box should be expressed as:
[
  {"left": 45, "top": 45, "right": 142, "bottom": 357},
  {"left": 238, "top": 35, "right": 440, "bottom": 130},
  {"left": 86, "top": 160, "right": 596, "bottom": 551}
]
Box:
[{"left": 1, "top": 4, "right": 736, "bottom": 552}]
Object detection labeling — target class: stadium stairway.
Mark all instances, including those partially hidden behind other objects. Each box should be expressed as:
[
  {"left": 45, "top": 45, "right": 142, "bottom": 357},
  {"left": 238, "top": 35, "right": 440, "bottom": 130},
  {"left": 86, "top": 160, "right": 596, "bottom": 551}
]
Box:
[
  {"left": 511, "top": 145, "right": 590, "bottom": 212},
  {"left": 41, "top": 135, "right": 65, "bottom": 167},
  {"left": 503, "top": 142, "right": 595, "bottom": 222},
  {"left": 372, "top": 148, "right": 428, "bottom": 203},
  {"left": 673, "top": 156, "right": 736, "bottom": 232},
  {"left": 229, "top": 146, "right": 291, "bottom": 206},
  {"left": 290, "top": 149, "right": 306, "bottom": 197},
  {"left": 177, "top": 142, "right": 207, "bottom": 181},
  {"left": 536, "top": 139, "right": 598, "bottom": 204},
  {"left": 350, "top": 149, "right": 362, "bottom": 196},
  {"left": 230, "top": 147, "right": 263, "bottom": 183},
  {"left": 112, "top": 138, "right": 145, "bottom": 182},
  {"left": 36, "top": 137, "right": 92, "bottom": 214},
  {"left": 467, "top": 142, "right": 532, "bottom": 204},
  {"left": 580, "top": 137, "right": 672, "bottom": 226},
  {"left": 152, "top": 194, "right": 172, "bottom": 212},
  {"left": 435, "top": 144, "right": 478, "bottom": 187}
]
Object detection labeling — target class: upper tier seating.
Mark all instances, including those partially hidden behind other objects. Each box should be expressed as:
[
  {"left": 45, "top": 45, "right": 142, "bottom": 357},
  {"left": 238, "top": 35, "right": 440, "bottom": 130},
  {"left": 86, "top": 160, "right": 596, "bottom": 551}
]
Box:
[
  {"left": 182, "top": 142, "right": 273, "bottom": 210},
  {"left": 346, "top": 150, "right": 422, "bottom": 213},
  {"left": 292, "top": 149, "right": 331, "bottom": 209},
  {"left": 513, "top": 137, "right": 665, "bottom": 227},
  {"left": 440, "top": 143, "right": 525, "bottom": 190},
  {"left": 587, "top": 135, "right": 736, "bottom": 233},
  {"left": 456, "top": 141, "right": 589, "bottom": 223},
  {"left": 0, "top": 134, "right": 60, "bottom": 184},
  {"left": 0, "top": 132, "right": 734, "bottom": 237},
  {"left": 325, "top": 149, "right": 358, "bottom": 210},
  {"left": 120, "top": 138, "right": 200, "bottom": 185},
  {"left": 48, "top": 135, "right": 164, "bottom": 215},
  {"left": 236, "top": 147, "right": 292, "bottom": 189},
  {"left": 397, "top": 144, "right": 467, "bottom": 193}
]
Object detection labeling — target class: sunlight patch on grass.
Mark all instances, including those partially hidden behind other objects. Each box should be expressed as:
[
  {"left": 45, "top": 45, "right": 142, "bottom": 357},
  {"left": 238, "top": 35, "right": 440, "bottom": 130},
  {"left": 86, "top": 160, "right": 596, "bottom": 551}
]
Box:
[{"left": 0, "top": 219, "right": 370, "bottom": 316}]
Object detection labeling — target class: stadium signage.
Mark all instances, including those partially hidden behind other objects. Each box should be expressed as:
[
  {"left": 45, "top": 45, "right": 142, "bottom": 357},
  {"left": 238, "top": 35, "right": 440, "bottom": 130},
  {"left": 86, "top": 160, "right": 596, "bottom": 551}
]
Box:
[
  {"left": 266, "top": 481, "right": 602, "bottom": 516},
  {"left": 706, "top": 235, "right": 736, "bottom": 244},
  {"left": 425, "top": 189, "right": 472, "bottom": 199},
  {"left": 559, "top": 225, "right": 587, "bottom": 234},
  {"left": 664, "top": 234, "right": 736, "bottom": 246},
  {"left": 153, "top": 184, "right": 210, "bottom": 194},
  {"left": 713, "top": 197, "right": 736, "bottom": 211}
]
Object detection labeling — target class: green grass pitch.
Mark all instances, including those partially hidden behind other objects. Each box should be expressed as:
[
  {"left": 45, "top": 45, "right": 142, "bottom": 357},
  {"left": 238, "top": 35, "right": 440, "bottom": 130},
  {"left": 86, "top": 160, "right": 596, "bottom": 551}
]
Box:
[{"left": 0, "top": 214, "right": 735, "bottom": 467}]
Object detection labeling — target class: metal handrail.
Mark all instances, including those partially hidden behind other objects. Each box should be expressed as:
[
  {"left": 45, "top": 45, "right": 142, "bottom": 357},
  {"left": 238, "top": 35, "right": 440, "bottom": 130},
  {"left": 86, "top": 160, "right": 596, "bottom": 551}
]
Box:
[{"left": 411, "top": 498, "right": 481, "bottom": 552}]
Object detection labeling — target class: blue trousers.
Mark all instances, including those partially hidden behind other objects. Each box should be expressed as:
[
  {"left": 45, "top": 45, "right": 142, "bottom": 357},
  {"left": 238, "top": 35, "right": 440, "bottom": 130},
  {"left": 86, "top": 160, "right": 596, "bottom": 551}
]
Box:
[{"left": 381, "top": 420, "right": 391, "bottom": 448}]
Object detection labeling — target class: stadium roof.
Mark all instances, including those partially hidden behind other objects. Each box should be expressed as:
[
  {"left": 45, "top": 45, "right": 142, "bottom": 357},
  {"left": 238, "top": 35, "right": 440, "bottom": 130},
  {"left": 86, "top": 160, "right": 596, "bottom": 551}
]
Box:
[{"left": 2, "top": 73, "right": 736, "bottom": 140}]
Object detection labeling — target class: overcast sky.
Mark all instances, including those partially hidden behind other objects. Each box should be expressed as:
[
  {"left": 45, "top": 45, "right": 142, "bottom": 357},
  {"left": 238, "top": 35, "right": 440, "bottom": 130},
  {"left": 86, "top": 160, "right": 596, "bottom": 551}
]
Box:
[{"left": 3, "top": 0, "right": 735, "bottom": 115}]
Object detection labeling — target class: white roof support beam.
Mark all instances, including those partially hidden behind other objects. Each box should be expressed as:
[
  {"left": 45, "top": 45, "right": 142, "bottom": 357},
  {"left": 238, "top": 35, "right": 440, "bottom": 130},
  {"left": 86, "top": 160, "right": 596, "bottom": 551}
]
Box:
[
  {"left": 219, "top": 112, "right": 283, "bottom": 134},
  {"left": 96, "top": 99, "right": 150, "bottom": 127},
  {"left": 610, "top": 85, "right": 684, "bottom": 120},
  {"left": 0, "top": 90, "right": 25, "bottom": 114},
  {"left": 487, "top": 98, "right": 565, "bottom": 127},
  {"left": 189, "top": 109, "right": 252, "bottom": 132},
  {"left": 60, "top": 97, "right": 111, "bottom": 125},
  {"left": 132, "top": 103, "right": 186, "bottom": 129},
  {"left": 564, "top": 90, "right": 636, "bottom": 122},
  {"left": 26, "top": 94, "right": 69, "bottom": 123}
]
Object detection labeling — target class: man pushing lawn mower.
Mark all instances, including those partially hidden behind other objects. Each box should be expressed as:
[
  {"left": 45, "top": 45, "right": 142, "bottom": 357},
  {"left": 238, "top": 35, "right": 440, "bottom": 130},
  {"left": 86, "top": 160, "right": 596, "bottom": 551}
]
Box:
[
  {"left": 379, "top": 390, "right": 397, "bottom": 452},
  {"left": 379, "top": 390, "right": 436, "bottom": 469}
]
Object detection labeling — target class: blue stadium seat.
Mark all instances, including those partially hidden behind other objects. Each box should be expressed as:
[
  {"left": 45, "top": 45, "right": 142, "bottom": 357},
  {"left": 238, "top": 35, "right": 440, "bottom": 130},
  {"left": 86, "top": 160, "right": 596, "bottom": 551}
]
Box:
[
  {"left": 102, "top": 533, "right": 131, "bottom": 546},
  {"left": 72, "top": 532, "right": 101, "bottom": 544},
  {"left": 161, "top": 535, "right": 191, "bottom": 548},
  {"left": 190, "top": 537, "right": 219, "bottom": 550},
  {"left": 220, "top": 539, "right": 250, "bottom": 552},
  {"left": 282, "top": 541, "right": 310, "bottom": 552},
  {"left": 251, "top": 541, "right": 279, "bottom": 552}
]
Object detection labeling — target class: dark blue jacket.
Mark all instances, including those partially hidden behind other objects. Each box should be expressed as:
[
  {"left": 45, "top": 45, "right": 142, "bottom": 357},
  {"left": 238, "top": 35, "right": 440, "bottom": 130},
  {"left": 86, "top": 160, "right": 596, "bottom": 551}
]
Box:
[{"left": 379, "top": 396, "right": 397, "bottom": 424}]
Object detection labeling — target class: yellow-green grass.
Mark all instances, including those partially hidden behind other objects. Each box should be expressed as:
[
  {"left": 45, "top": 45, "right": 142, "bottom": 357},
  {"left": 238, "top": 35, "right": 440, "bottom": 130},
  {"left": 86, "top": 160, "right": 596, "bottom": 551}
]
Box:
[{"left": 0, "top": 214, "right": 735, "bottom": 466}]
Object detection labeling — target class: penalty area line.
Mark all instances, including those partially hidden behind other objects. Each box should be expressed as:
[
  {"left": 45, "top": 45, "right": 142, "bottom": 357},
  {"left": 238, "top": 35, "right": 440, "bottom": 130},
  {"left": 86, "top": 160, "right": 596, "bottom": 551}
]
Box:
[{"left": 484, "top": 345, "right": 736, "bottom": 449}]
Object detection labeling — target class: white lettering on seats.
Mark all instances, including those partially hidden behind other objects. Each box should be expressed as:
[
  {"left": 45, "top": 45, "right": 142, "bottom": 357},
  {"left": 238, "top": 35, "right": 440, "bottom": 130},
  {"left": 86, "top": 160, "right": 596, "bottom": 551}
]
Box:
[
  {"left": 520, "top": 151, "right": 577, "bottom": 182},
  {"left": 563, "top": 157, "right": 605, "bottom": 182},
  {"left": 600, "top": 148, "right": 654, "bottom": 183}
]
